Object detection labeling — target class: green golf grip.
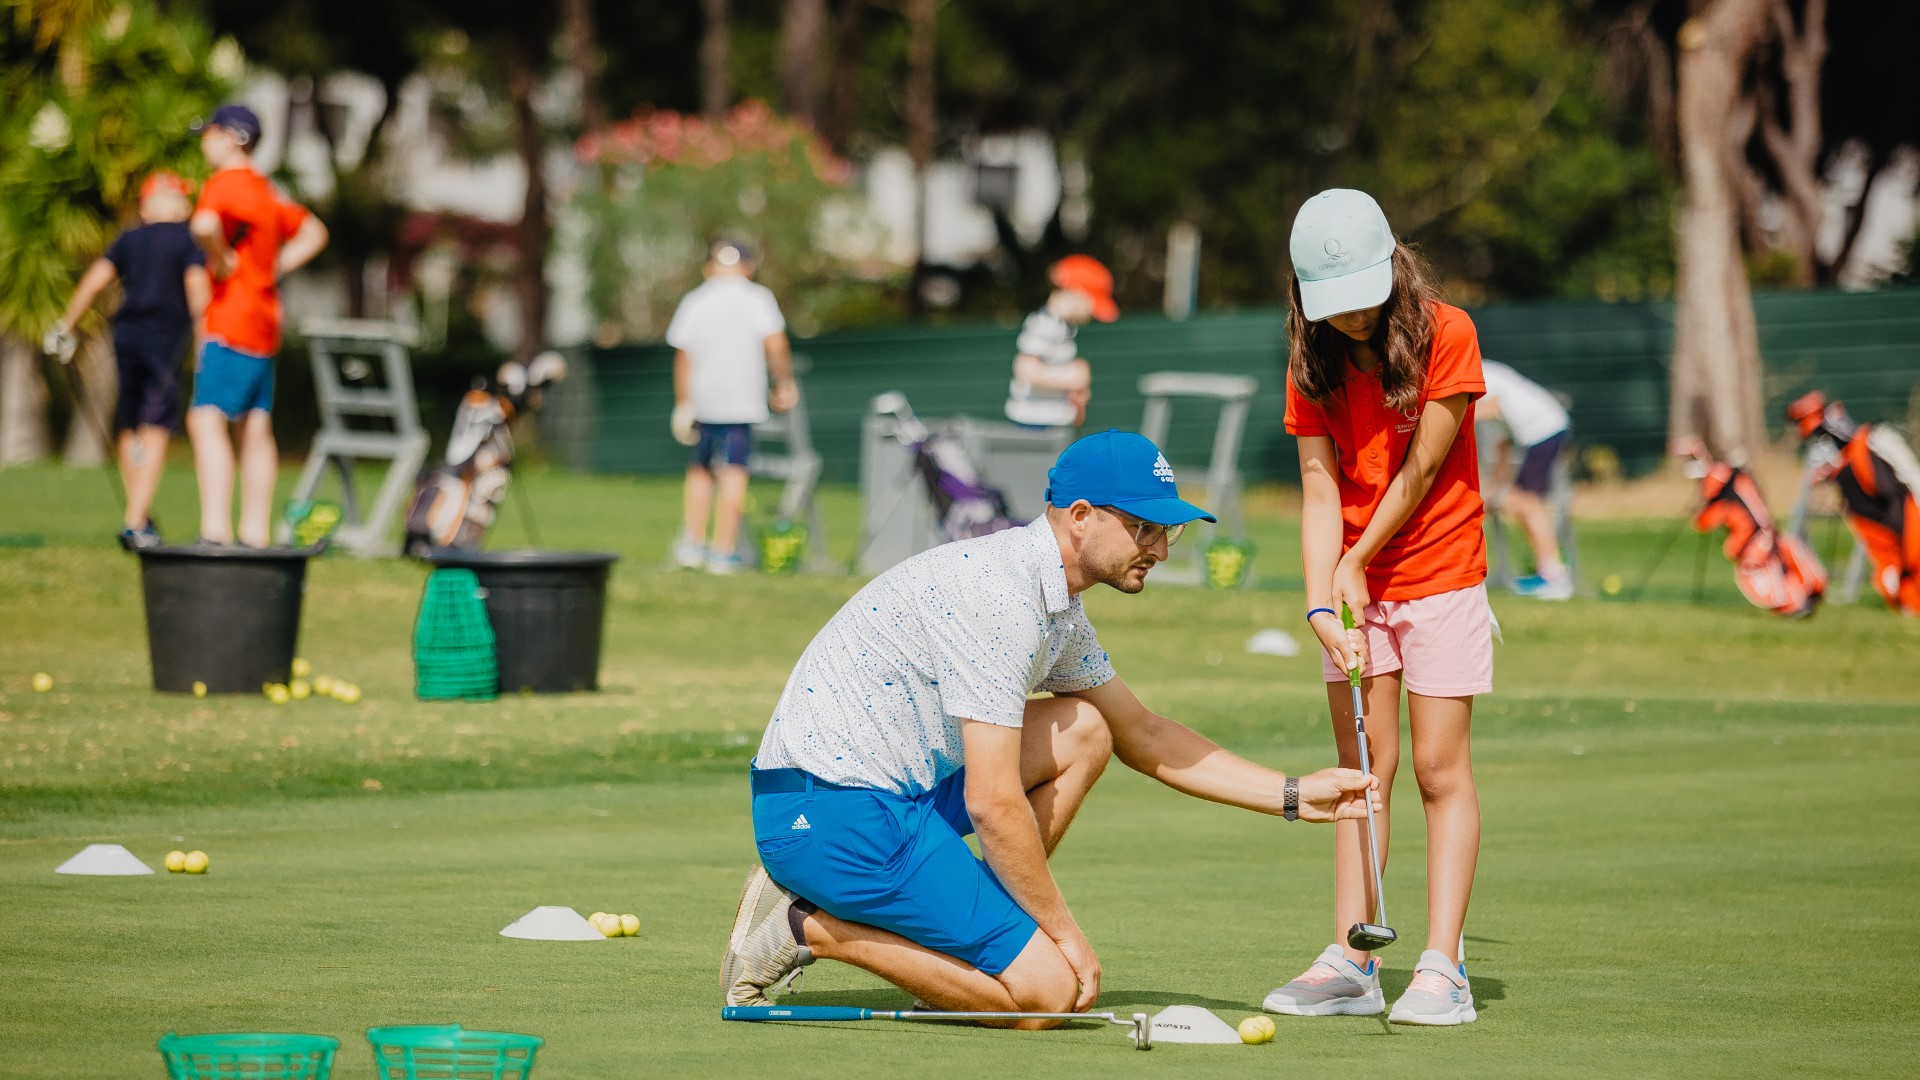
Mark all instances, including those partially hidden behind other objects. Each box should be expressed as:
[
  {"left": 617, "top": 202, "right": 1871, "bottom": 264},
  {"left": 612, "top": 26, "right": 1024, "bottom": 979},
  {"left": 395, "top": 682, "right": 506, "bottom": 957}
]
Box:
[
  {"left": 1340, "top": 603, "right": 1362, "bottom": 687},
  {"left": 722, "top": 1006, "right": 873, "bottom": 1022}
]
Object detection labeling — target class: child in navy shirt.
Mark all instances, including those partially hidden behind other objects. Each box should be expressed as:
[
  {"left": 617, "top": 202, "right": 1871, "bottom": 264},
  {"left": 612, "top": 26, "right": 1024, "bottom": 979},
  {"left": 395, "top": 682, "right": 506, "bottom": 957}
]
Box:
[{"left": 50, "top": 171, "right": 209, "bottom": 550}]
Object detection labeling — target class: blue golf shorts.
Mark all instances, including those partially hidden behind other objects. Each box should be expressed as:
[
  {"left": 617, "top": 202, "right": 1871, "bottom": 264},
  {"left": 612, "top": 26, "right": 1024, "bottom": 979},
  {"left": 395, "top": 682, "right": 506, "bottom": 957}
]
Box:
[
  {"left": 191, "top": 340, "right": 275, "bottom": 417},
  {"left": 692, "top": 422, "right": 753, "bottom": 470},
  {"left": 750, "top": 768, "right": 1039, "bottom": 976}
]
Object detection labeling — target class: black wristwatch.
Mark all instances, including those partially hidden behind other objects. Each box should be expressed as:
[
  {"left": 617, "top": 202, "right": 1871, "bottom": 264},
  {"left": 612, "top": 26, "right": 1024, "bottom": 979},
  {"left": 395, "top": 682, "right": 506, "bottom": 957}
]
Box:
[{"left": 1283, "top": 775, "right": 1299, "bottom": 821}]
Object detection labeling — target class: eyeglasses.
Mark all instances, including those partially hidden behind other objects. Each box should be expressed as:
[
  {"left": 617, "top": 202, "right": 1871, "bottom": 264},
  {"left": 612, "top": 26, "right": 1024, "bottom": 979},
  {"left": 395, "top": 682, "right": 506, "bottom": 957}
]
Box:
[{"left": 1097, "top": 506, "right": 1186, "bottom": 548}]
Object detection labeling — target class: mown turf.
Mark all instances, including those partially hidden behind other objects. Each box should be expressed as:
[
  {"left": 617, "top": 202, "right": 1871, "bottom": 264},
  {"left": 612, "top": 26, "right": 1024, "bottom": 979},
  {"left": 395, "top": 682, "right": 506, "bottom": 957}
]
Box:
[{"left": 2, "top": 462, "right": 1917, "bottom": 1079}]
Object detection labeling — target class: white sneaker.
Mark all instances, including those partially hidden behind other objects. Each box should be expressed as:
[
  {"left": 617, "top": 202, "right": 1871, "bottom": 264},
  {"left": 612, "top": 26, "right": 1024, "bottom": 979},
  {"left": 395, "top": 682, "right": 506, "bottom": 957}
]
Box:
[
  {"left": 1532, "top": 570, "right": 1574, "bottom": 601},
  {"left": 1388, "top": 949, "right": 1476, "bottom": 1025},
  {"left": 705, "top": 551, "right": 746, "bottom": 576},
  {"left": 1263, "top": 944, "right": 1384, "bottom": 1016},
  {"left": 672, "top": 537, "right": 706, "bottom": 570},
  {"left": 719, "top": 865, "right": 812, "bottom": 1007}
]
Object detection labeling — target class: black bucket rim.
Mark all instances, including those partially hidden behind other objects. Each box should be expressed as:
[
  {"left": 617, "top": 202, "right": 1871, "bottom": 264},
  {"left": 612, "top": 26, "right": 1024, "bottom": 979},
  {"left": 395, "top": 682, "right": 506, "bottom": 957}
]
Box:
[
  {"left": 424, "top": 549, "right": 620, "bottom": 568},
  {"left": 137, "top": 544, "right": 319, "bottom": 564}
]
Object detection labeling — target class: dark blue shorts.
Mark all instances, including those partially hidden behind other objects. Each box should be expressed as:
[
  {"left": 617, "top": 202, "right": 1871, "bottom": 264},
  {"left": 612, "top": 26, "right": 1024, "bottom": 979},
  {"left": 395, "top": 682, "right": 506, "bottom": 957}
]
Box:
[
  {"left": 691, "top": 422, "right": 753, "bottom": 470},
  {"left": 1515, "top": 430, "right": 1570, "bottom": 495},
  {"left": 750, "top": 768, "right": 1039, "bottom": 976},
  {"left": 112, "top": 328, "right": 187, "bottom": 431},
  {"left": 191, "top": 340, "right": 275, "bottom": 417}
]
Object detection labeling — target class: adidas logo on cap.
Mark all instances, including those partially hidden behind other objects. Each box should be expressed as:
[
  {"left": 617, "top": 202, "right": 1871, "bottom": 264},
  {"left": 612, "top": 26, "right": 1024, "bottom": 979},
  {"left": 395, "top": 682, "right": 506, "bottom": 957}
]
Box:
[{"left": 1152, "top": 453, "right": 1176, "bottom": 483}]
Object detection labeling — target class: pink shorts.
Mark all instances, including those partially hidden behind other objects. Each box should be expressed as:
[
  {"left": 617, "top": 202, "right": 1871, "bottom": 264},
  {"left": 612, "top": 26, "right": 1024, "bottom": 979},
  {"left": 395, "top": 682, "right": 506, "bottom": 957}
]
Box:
[{"left": 1321, "top": 582, "right": 1494, "bottom": 697}]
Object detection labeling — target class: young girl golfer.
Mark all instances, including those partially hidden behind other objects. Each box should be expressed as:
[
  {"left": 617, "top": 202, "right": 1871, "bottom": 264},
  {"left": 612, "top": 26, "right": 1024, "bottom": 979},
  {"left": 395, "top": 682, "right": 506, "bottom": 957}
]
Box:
[{"left": 1264, "top": 189, "right": 1489, "bottom": 1026}]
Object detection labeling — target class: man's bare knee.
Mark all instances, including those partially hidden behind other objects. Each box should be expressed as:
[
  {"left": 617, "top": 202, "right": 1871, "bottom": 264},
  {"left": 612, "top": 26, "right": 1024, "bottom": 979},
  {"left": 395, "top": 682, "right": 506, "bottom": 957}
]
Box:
[
  {"left": 995, "top": 931, "right": 1078, "bottom": 1025},
  {"left": 1062, "top": 697, "right": 1113, "bottom": 771}
]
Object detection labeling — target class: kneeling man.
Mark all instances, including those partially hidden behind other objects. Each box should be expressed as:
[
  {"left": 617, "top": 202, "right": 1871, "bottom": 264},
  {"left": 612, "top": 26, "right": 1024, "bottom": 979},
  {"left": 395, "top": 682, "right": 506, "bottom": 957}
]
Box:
[{"left": 722, "top": 430, "right": 1377, "bottom": 1023}]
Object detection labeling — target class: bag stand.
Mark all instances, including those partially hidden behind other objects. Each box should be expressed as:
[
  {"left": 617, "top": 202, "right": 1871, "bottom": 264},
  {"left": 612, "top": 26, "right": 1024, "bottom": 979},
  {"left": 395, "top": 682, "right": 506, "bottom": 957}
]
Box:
[
  {"left": 749, "top": 375, "right": 832, "bottom": 572},
  {"left": 278, "top": 319, "right": 430, "bottom": 556},
  {"left": 1786, "top": 440, "right": 1868, "bottom": 603},
  {"left": 1137, "top": 372, "right": 1257, "bottom": 586}
]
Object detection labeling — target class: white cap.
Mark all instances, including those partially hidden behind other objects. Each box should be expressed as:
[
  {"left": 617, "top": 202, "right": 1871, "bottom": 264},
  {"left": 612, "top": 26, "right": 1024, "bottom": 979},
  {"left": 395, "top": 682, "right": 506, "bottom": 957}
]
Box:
[{"left": 1289, "top": 189, "right": 1396, "bottom": 322}]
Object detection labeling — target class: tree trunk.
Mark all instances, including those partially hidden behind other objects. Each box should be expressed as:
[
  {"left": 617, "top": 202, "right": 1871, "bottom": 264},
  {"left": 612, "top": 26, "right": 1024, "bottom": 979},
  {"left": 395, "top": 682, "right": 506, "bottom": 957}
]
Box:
[
  {"left": 59, "top": 331, "right": 116, "bottom": 465},
  {"left": 824, "top": 0, "right": 871, "bottom": 152},
  {"left": 700, "top": 0, "right": 732, "bottom": 120},
  {"left": 0, "top": 335, "right": 52, "bottom": 466},
  {"left": 902, "top": 0, "right": 938, "bottom": 306},
  {"left": 779, "top": 0, "right": 826, "bottom": 125},
  {"left": 563, "top": 0, "right": 607, "bottom": 132},
  {"left": 1756, "top": 0, "right": 1827, "bottom": 284},
  {"left": 506, "top": 41, "right": 551, "bottom": 365},
  {"left": 1671, "top": 0, "right": 1771, "bottom": 465}
]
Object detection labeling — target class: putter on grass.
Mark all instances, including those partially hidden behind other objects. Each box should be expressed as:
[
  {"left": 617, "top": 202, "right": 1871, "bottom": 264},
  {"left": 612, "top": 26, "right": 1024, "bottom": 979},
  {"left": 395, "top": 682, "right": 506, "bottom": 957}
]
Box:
[
  {"left": 1342, "top": 603, "right": 1398, "bottom": 953},
  {"left": 722, "top": 1005, "right": 1153, "bottom": 1050}
]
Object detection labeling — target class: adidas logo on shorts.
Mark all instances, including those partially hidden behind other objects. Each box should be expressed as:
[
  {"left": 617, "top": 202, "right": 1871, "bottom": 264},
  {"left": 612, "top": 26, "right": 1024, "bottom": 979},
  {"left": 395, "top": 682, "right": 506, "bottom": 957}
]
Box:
[{"left": 790, "top": 814, "right": 811, "bottom": 831}]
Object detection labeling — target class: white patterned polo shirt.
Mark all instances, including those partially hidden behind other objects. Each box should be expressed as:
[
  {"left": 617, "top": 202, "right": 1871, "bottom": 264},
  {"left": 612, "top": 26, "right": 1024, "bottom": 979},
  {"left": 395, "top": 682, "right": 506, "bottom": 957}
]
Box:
[{"left": 754, "top": 517, "right": 1115, "bottom": 796}]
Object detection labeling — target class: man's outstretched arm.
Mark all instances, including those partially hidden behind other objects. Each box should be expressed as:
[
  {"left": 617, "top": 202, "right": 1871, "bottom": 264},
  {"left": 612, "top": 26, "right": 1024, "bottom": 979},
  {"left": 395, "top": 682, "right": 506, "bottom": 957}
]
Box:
[{"left": 1062, "top": 676, "right": 1377, "bottom": 822}]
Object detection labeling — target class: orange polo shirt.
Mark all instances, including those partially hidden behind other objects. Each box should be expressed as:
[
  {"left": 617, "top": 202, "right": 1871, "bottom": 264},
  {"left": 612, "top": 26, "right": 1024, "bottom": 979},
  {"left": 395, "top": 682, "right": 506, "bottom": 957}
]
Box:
[
  {"left": 197, "top": 166, "right": 310, "bottom": 357},
  {"left": 1284, "top": 302, "right": 1488, "bottom": 601}
]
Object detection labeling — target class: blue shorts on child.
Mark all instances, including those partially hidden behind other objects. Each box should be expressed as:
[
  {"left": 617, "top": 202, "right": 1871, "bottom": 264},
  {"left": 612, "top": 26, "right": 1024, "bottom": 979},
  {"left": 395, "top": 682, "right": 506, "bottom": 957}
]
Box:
[
  {"left": 191, "top": 340, "right": 275, "bottom": 417},
  {"left": 749, "top": 766, "right": 1039, "bottom": 976}
]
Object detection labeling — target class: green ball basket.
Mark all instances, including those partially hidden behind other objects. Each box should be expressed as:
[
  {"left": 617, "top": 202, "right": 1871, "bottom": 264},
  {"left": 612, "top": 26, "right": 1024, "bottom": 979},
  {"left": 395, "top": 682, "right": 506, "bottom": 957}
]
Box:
[
  {"left": 157, "top": 1032, "right": 338, "bottom": 1079},
  {"left": 366, "top": 1025, "right": 542, "bottom": 1080}
]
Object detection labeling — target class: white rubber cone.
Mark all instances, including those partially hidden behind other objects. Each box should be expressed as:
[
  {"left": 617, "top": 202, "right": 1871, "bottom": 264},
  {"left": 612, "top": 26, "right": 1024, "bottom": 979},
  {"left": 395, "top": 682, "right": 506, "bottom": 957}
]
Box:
[
  {"left": 1146, "top": 1005, "right": 1244, "bottom": 1044},
  {"left": 498, "top": 905, "right": 606, "bottom": 941},
  {"left": 55, "top": 844, "right": 155, "bottom": 876}
]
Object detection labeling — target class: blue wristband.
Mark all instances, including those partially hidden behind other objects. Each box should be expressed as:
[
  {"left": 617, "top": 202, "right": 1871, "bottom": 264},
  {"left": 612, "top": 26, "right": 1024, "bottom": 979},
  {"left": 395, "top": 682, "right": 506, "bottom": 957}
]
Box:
[{"left": 1306, "top": 607, "right": 1337, "bottom": 623}]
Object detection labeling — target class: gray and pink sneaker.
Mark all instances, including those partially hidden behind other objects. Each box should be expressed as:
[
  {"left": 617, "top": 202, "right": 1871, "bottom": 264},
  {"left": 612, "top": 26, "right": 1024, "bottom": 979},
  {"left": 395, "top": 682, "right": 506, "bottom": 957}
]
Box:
[
  {"left": 1388, "top": 949, "right": 1477, "bottom": 1025},
  {"left": 1263, "top": 944, "right": 1384, "bottom": 1016}
]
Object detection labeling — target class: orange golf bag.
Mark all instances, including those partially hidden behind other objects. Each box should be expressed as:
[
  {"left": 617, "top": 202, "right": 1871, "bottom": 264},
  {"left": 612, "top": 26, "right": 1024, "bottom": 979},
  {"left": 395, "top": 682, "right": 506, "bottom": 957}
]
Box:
[
  {"left": 1693, "top": 461, "right": 1826, "bottom": 618},
  {"left": 1788, "top": 392, "right": 1920, "bottom": 616}
]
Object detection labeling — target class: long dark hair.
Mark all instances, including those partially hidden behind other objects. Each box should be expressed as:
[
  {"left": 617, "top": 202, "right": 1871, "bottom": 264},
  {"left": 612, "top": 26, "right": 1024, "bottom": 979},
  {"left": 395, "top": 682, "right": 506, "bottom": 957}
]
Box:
[{"left": 1287, "top": 244, "right": 1443, "bottom": 412}]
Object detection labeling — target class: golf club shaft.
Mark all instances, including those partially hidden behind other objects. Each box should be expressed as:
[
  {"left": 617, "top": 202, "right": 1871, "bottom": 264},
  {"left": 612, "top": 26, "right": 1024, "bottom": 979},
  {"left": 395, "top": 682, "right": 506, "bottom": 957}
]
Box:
[{"left": 1350, "top": 681, "right": 1388, "bottom": 928}]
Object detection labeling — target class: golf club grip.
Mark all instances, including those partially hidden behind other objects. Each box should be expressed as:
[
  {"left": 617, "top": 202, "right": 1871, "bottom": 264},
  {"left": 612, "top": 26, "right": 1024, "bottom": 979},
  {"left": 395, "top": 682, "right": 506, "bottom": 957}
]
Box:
[{"left": 722, "top": 1006, "right": 873, "bottom": 1022}]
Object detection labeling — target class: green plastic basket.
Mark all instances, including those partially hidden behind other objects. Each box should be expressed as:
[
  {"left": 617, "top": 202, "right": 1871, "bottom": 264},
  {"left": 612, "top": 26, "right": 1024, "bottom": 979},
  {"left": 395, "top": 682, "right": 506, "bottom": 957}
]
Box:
[
  {"left": 366, "top": 1025, "right": 541, "bottom": 1080},
  {"left": 157, "top": 1031, "right": 338, "bottom": 1079},
  {"left": 413, "top": 569, "right": 497, "bottom": 702}
]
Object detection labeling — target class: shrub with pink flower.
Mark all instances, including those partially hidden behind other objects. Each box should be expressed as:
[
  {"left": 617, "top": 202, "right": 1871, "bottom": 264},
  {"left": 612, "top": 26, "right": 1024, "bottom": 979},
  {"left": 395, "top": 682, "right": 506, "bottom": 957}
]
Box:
[{"left": 572, "top": 101, "right": 887, "bottom": 343}]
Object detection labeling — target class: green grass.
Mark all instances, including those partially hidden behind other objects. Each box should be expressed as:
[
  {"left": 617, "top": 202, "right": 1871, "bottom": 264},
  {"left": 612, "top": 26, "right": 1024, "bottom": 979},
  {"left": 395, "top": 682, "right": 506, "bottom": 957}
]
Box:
[{"left": 2, "top": 462, "right": 1917, "bottom": 1079}]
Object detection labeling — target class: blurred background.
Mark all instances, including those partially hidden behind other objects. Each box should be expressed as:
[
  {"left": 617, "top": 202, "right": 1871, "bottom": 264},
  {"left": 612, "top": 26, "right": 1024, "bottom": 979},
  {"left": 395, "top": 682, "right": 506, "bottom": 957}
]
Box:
[{"left": 1, "top": 0, "right": 1916, "bottom": 483}]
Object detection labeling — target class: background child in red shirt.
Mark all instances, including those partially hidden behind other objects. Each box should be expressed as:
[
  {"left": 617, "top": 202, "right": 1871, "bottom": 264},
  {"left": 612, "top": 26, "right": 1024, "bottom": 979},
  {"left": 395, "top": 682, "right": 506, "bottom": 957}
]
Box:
[
  {"left": 1265, "top": 189, "right": 1490, "bottom": 1027},
  {"left": 186, "top": 104, "right": 329, "bottom": 547}
]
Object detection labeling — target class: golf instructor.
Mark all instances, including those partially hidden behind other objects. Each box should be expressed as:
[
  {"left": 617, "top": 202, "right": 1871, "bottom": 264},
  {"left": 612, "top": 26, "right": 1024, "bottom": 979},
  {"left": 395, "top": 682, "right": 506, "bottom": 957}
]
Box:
[{"left": 722, "top": 430, "right": 1380, "bottom": 1025}]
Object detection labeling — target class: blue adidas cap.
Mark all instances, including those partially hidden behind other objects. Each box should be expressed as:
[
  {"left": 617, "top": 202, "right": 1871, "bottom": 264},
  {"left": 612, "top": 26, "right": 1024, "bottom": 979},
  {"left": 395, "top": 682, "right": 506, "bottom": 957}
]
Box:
[{"left": 1045, "top": 429, "right": 1216, "bottom": 526}]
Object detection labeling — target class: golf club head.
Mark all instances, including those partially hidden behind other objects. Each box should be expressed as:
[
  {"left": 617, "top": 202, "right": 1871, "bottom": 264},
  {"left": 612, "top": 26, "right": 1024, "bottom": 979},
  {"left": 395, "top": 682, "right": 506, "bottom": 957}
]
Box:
[
  {"left": 1132, "top": 1013, "right": 1151, "bottom": 1051},
  {"left": 1346, "top": 922, "right": 1398, "bottom": 951}
]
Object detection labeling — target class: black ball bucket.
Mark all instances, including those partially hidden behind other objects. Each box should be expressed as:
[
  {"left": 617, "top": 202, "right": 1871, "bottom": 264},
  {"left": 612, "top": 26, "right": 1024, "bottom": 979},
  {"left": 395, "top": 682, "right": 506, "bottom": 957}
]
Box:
[
  {"left": 138, "top": 545, "right": 311, "bottom": 693},
  {"left": 424, "top": 551, "right": 618, "bottom": 693}
]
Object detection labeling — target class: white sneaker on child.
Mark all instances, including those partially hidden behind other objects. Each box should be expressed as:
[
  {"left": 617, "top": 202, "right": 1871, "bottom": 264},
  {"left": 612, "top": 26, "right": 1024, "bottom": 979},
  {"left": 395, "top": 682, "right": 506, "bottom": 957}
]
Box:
[
  {"left": 1388, "top": 949, "right": 1476, "bottom": 1025},
  {"left": 1263, "top": 943, "right": 1384, "bottom": 1016}
]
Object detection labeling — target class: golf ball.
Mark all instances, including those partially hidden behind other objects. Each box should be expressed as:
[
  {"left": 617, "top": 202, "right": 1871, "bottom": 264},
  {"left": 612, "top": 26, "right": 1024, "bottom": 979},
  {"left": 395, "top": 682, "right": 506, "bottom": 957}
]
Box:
[
  {"left": 31, "top": 672, "right": 53, "bottom": 692},
  {"left": 1603, "top": 574, "right": 1623, "bottom": 595},
  {"left": 183, "top": 850, "right": 209, "bottom": 874},
  {"left": 291, "top": 658, "right": 312, "bottom": 678},
  {"left": 1238, "top": 1015, "right": 1275, "bottom": 1044},
  {"left": 192, "top": 681, "right": 208, "bottom": 697},
  {"left": 267, "top": 684, "right": 291, "bottom": 705},
  {"left": 592, "top": 913, "right": 622, "bottom": 938},
  {"left": 338, "top": 683, "right": 362, "bottom": 704},
  {"left": 289, "top": 679, "right": 311, "bottom": 700},
  {"left": 164, "top": 850, "right": 187, "bottom": 873},
  {"left": 619, "top": 913, "right": 640, "bottom": 936},
  {"left": 313, "top": 675, "right": 334, "bottom": 695}
]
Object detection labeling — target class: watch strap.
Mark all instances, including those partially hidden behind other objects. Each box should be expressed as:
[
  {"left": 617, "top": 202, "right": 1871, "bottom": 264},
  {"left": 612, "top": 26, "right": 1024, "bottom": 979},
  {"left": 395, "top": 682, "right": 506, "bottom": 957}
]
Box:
[{"left": 1283, "top": 775, "right": 1299, "bottom": 821}]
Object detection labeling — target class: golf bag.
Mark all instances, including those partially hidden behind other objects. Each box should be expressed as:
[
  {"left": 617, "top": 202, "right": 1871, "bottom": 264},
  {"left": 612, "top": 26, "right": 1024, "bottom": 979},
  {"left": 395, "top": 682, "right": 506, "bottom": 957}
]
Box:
[
  {"left": 1692, "top": 460, "right": 1826, "bottom": 618},
  {"left": 403, "top": 352, "right": 567, "bottom": 557},
  {"left": 1788, "top": 391, "right": 1920, "bottom": 615},
  {"left": 871, "top": 392, "right": 1017, "bottom": 542}
]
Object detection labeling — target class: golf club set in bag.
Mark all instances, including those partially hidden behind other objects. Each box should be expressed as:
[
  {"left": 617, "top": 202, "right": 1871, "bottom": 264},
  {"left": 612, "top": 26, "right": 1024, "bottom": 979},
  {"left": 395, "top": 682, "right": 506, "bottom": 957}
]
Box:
[{"left": 403, "top": 352, "right": 567, "bottom": 556}]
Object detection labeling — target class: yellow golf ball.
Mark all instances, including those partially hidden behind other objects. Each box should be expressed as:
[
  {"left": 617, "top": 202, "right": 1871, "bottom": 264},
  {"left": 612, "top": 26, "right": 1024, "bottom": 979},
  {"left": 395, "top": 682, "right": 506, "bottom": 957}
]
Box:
[
  {"left": 1238, "top": 1014, "right": 1276, "bottom": 1045},
  {"left": 313, "top": 675, "right": 334, "bottom": 695},
  {"left": 183, "top": 850, "right": 209, "bottom": 874},
  {"left": 289, "top": 679, "right": 311, "bottom": 700},
  {"left": 291, "top": 658, "right": 312, "bottom": 678},
  {"left": 192, "top": 681, "right": 208, "bottom": 697},
  {"left": 32, "top": 673, "right": 53, "bottom": 692},
  {"left": 164, "top": 850, "right": 187, "bottom": 873},
  {"left": 592, "top": 913, "right": 622, "bottom": 937},
  {"left": 267, "top": 684, "right": 290, "bottom": 705},
  {"left": 619, "top": 913, "right": 641, "bottom": 936},
  {"left": 338, "top": 684, "right": 361, "bottom": 704},
  {"left": 1603, "top": 574, "right": 1623, "bottom": 595}
]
